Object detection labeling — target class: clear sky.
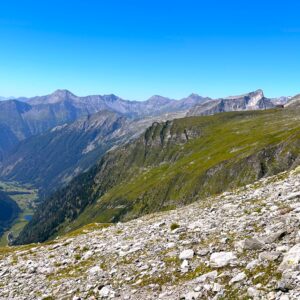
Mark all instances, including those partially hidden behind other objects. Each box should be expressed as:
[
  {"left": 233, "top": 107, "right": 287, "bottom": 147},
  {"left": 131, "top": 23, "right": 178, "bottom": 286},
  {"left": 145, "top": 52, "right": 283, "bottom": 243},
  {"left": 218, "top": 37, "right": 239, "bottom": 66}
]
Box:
[{"left": 1, "top": 0, "right": 300, "bottom": 100}]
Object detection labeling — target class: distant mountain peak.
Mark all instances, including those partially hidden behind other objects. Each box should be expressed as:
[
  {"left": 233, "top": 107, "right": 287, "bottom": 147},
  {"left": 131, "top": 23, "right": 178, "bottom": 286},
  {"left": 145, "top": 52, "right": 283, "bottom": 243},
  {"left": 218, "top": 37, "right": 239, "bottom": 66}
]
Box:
[
  {"left": 225, "top": 89, "right": 264, "bottom": 100},
  {"left": 255, "top": 88, "right": 264, "bottom": 94},
  {"left": 251, "top": 89, "right": 264, "bottom": 98},
  {"left": 0, "top": 96, "right": 15, "bottom": 101},
  {"left": 101, "top": 94, "right": 120, "bottom": 102},
  {"left": 148, "top": 95, "right": 170, "bottom": 100},
  {"left": 146, "top": 95, "right": 173, "bottom": 105},
  {"left": 188, "top": 93, "right": 200, "bottom": 98},
  {"left": 51, "top": 89, "right": 77, "bottom": 98}
]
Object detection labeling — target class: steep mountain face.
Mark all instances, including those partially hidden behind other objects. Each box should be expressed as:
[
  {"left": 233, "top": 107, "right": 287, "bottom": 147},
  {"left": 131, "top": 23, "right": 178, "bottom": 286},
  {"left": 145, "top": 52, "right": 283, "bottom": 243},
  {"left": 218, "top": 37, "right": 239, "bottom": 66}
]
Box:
[
  {"left": 0, "top": 110, "right": 186, "bottom": 196},
  {"left": 0, "top": 100, "right": 32, "bottom": 140},
  {"left": 0, "top": 190, "right": 20, "bottom": 237},
  {"left": 0, "top": 111, "right": 127, "bottom": 196},
  {"left": 187, "top": 90, "right": 274, "bottom": 116},
  {"left": 0, "top": 124, "right": 20, "bottom": 162},
  {"left": 15, "top": 108, "right": 300, "bottom": 245},
  {"left": 0, "top": 100, "right": 32, "bottom": 160},
  {"left": 0, "top": 96, "right": 99, "bottom": 160}
]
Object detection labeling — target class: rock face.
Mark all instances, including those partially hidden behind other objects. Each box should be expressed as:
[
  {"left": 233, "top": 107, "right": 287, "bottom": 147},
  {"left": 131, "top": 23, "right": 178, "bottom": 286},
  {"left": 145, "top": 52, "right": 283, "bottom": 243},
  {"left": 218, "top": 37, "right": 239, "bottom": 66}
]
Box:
[
  {"left": 187, "top": 89, "right": 275, "bottom": 116},
  {"left": 2, "top": 167, "right": 300, "bottom": 299}
]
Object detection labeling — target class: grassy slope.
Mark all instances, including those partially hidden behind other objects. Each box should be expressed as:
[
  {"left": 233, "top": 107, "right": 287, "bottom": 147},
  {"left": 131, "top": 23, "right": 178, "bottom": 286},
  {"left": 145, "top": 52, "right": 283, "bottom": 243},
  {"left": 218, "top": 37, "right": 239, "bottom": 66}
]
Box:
[
  {"left": 17, "top": 108, "right": 300, "bottom": 243},
  {"left": 65, "top": 108, "right": 300, "bottom": 232}
]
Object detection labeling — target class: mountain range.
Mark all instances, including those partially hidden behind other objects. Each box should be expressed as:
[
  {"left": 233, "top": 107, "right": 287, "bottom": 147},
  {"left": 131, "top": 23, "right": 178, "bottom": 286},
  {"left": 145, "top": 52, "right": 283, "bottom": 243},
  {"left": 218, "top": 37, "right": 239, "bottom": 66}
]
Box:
[
  {"left": 0, "top": 90, "right": 209, "bottom": 161},
  {"left": 0, "top": 89, "right": 291, "bottom": 162}
]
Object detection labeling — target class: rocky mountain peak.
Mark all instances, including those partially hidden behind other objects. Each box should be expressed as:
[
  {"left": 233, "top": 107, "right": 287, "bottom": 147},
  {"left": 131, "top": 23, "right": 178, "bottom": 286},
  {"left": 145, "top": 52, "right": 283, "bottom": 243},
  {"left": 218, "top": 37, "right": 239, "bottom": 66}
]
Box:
[
  {"left": 252, "top": 89, "right": 264, "bottom": 96},
  {"left": 147, "top": 95, "right": 170, "bottom": 102},
  {"left": 186, "top": 93, "right": 203, "bottom": 100},
  {"left": 187, "top": 89, "right": 272, "bottom": 116},
  {"left": 189, "top": 93, "right": 200, "bottom": 97},
  {"left": 247, "top": 89, "right": 265, "bottom": 107},
  {"left": 250, "top": 89, "right": 264, "bottom": 99},
  {"left": 225, "top": 89, "right": 264, "bottom": 101},
  {"left": 100, "top": 94, "right": 120, "bottom": 102},
  {"left": 146, "top": 95, "right": 173, "bottom": 105},
  {"left": 50, "top": 89, "right": 77, "bottom": 100}
]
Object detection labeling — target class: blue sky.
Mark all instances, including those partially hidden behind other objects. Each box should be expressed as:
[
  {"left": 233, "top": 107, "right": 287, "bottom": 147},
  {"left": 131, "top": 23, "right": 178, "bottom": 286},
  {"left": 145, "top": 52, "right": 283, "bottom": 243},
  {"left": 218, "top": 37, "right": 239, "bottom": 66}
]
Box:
[{"left": 0, "top": 0, "right": 300, "bottom": 100}]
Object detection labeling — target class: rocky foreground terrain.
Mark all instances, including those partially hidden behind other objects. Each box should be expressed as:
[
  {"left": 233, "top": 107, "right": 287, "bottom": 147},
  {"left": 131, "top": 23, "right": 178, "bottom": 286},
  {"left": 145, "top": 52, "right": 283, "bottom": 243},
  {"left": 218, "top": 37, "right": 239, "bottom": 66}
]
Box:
[{"left": 1, "top": 167, "right": 300, "bottom": 299}]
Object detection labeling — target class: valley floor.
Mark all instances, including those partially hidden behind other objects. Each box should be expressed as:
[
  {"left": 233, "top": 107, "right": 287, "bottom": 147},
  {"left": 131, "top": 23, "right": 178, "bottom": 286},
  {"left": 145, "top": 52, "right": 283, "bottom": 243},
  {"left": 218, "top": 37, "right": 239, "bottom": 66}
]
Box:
[{"left": 1, "top": 167, "right": 300, "bottom": 299}]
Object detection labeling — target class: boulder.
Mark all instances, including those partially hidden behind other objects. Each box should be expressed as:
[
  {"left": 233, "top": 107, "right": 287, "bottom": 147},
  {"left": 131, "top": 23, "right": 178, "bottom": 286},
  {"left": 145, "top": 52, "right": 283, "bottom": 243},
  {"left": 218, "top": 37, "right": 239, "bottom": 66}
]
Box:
[
  {"left": 259, "top": 251, "right": 281, "bottom": 261},
  {"left": 179, "top": 249, "right": 194, "bottom": 260},
  {"left": 229, "top": 272, "right": 246, "bottom": 285},
  {"left": 243, "top": 238, "right": 265, "bottom": 250},
  {"left": 278, "top": 244, "right": 300, "bottom": 271},
  {"left": 263, "top": 230, "right": 287, "bottom": 244},
  {"left": 195, "top": 270, "right": 218, "bottom": 283},
  {"left": 210, "top": 252, "right": 237, "bottom": 268}
]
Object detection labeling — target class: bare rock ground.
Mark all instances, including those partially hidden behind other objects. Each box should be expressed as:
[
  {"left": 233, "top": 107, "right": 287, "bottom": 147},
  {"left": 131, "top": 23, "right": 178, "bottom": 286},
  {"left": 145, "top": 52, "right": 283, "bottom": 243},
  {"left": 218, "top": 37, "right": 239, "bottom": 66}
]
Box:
[{"left": 1, "top": 167, "right": 300, "bottom": 299}]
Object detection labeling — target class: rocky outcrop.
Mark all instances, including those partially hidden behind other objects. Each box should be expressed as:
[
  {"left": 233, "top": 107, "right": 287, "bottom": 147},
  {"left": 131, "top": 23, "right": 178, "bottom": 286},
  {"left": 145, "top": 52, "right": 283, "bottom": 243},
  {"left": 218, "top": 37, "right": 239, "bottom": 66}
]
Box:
[
  {"left": 2, "top": 167, "right": 300, "bottom": 299},
  {"left": 187, "top": 89, "right": 275, "bottom": 116}
]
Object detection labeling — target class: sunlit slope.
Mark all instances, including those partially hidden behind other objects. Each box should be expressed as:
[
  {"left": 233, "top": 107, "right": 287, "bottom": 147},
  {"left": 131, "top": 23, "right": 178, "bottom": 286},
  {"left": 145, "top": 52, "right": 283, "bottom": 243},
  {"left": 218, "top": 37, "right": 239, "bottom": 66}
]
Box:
[{"left": 16, "top": 108, "right": 300, "bottom": 244}]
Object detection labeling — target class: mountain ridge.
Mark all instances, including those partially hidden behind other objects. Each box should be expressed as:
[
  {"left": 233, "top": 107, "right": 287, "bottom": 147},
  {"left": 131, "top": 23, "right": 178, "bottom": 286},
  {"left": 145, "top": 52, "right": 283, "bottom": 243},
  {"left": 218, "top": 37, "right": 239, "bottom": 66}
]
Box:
[
  {"left": 187, "top": 89, "right": 275, "bottom": 116},
  {"left": 0, "top": 88, "right": 290, "bottom": 161},
  {"left": 0, "top": 90, "right": 210, "bottom": 161}
]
